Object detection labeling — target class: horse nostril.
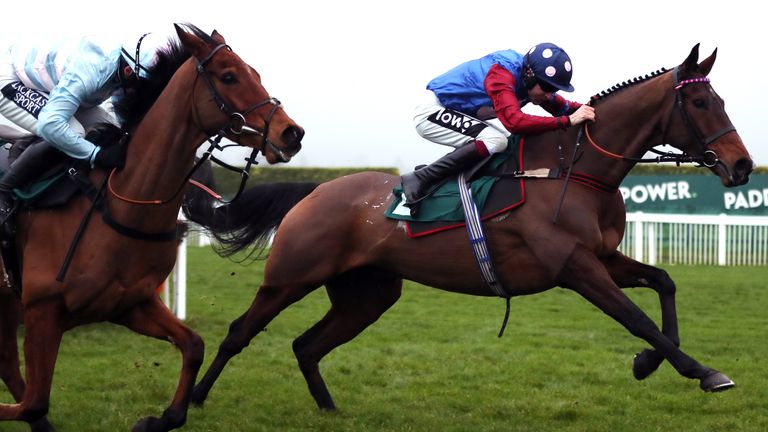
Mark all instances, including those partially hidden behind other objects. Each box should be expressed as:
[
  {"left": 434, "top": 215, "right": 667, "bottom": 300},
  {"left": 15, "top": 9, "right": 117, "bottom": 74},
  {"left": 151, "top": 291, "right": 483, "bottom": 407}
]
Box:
[
  {"left": 283, "top": 126, "right": 304, "bottom": 145},
  {"left": 734, "top": 158, "right": 754, "bottom": 179}
]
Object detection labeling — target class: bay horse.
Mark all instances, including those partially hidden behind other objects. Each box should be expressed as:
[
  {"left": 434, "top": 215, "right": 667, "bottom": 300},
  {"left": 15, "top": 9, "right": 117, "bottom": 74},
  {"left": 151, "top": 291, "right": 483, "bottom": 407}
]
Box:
[
  {"left": 0, "top": 23, "right": 303, "bottom": 431},
  {"left": 187, "top": 45, "right": 752, "bottom": 411}
]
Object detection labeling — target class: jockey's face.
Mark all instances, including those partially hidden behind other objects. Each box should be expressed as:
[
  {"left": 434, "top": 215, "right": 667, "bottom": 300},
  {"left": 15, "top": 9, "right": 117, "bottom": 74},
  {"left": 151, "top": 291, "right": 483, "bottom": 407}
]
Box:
[{"left": 528, "top": 83, "right": 555, "bottom": 105}]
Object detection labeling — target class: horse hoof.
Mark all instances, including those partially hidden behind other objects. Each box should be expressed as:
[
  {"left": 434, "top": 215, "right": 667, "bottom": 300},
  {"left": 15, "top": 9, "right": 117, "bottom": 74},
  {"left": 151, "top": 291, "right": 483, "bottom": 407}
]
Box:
[
  {"left": 700, "top": 371, "right": 735, "bottom": 392},
  {"left": 632, "top": 349, "right": 662, "bottom": 380},
  {"left": 30, "top": 417, "right": 56, "bottom": 432},
  {"left": 131, "top": 416, "right": 158, "bottom": 432}
]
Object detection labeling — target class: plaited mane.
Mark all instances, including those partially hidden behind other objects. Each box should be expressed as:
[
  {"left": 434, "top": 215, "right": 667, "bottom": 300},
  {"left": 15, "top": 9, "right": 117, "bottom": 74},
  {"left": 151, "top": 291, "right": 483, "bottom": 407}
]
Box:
[{"left": 589, "top": 67, "right": 669, "bottom": 106}]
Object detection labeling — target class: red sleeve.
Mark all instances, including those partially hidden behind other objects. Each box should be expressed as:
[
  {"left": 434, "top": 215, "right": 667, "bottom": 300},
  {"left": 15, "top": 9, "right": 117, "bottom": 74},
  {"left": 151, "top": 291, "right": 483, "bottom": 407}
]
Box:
[{"left": 484, "top": 64, "right": 569, "bottom": 134}]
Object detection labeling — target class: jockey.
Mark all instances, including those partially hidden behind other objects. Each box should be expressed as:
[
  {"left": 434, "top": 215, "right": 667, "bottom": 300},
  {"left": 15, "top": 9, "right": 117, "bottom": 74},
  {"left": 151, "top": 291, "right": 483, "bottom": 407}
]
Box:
[
  {"left": 0, "top": 31, "right": 169, "bottom": 222},
  {"left": 402, "top": 42, "right": 596, "bottom": 215}
]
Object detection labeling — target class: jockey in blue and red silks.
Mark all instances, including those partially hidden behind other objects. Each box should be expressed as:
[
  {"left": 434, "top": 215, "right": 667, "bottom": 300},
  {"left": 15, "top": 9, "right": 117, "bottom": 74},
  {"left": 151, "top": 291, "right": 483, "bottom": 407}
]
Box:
[{"left": 402, "top": 42, "right": 596, "bottom": 215}]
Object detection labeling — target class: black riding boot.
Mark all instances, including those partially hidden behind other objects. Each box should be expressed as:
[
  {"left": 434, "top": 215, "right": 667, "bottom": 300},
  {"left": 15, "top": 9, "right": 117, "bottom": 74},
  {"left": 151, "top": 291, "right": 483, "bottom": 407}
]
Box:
[
  {"left": 400, "top": 142, "right": 487, "bottom": 216},
  {"left": 0, "top": 140, "right": 64, "bottom": 224},
  {"left": 0, "top": 140, "right": 63, "bottom": 292}
]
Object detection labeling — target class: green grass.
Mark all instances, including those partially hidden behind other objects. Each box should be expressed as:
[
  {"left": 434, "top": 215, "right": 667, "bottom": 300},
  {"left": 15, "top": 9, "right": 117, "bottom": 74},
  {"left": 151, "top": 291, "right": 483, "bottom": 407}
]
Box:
[{"left": 2, "top": 247, "right": 766, "bottom": 431}]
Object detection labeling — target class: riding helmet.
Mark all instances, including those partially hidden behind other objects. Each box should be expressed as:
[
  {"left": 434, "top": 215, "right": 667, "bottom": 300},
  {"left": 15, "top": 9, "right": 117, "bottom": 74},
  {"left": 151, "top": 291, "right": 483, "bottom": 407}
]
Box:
[{"left": 523, "top": 42, "right": 575, "bottom": 92}]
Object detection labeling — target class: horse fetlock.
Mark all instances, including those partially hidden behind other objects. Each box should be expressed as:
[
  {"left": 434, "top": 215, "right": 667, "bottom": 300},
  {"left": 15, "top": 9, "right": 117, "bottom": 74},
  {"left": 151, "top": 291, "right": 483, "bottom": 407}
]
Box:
[
  {"left": 187, "top": 334, "right": 205, "bottom": 370},
  {"left": 632, "top": 349, "right": 663, "bottom": 380},
  {"left": 161, "top": 407, "right": 187, "bottom": 429},
  {"left": 20, "top": 401, "right": 49, "bottom": 423}
]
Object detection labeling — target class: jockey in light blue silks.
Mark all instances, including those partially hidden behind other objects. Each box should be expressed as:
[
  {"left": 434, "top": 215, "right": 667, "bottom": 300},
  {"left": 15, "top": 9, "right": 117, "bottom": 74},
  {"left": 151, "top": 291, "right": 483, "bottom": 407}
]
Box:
[{"left": 0, "top": 30, "right": 170, "bottom": 222}]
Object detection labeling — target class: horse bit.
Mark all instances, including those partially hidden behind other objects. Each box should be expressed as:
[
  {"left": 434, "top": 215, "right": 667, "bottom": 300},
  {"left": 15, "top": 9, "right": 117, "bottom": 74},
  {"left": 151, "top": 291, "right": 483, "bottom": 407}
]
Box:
[
  {"left": 552, "top": 68, "right": 736, "bottom": 224},
  {"left": 109, "top": 40, "right": 283, "bottom": 206}
]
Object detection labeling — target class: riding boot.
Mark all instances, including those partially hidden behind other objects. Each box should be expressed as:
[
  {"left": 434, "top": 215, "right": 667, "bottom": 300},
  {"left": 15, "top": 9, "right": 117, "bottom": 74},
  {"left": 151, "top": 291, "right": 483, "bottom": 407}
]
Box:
[
  {"left": 0, "top": 140, "right": 63, "bottom": 224},
  {"left": 401, "top": 142, "right": 487, "bottom": 216},
  {"left": 0, "top": 140, "right": 63, "bottom": 292}
]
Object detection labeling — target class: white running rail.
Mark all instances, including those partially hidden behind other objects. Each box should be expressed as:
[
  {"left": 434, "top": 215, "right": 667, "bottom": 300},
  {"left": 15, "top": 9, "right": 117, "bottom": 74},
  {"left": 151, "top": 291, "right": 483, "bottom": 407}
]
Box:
[{"left": 620, "top": 212, "right": 768, "bottom": 266}]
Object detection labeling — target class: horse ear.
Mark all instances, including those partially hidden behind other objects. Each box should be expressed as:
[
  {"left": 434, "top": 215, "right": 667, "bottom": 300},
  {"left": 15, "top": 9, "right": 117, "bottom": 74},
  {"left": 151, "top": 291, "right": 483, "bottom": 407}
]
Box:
[
  {"left": 211, "top": 30, "right": 226, "bottom": 44},
  {"left": 683, "top": 43, "right": 701, "bottom": 71},
  {"left": 698, "top": 48, "right": 717, "bottom": 76},
  {"left": 174, "top": 23, "right": 210, "bottom": 60}
]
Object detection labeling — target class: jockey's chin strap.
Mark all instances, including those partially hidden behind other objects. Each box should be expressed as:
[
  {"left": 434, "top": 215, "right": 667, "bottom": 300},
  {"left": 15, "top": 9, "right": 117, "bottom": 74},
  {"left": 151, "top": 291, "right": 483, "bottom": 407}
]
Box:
[{"left": 584, "top": 66, "right": 736, "bottom": 168}]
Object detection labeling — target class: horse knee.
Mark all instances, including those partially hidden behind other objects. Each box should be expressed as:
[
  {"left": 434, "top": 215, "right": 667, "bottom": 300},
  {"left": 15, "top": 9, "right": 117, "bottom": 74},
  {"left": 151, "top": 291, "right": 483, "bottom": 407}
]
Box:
[
  {"left": 187, "top": 333, "right": 205, "bottom": 370},
  {"left": 652, "top": 269, "right": 676, "bottom": 295}
]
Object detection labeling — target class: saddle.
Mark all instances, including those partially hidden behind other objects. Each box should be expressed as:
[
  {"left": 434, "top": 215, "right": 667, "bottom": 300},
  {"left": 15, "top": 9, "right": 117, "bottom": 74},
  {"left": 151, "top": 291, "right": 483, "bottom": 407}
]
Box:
[
  {"left": 0, "top": 124, "right": 125, "bottom": 294},
  {"left": 0, "top": 140, "right": 83, "bottom": 210},
  {"left": 386, "top": 136, "right": 539, "bottom": 238}
]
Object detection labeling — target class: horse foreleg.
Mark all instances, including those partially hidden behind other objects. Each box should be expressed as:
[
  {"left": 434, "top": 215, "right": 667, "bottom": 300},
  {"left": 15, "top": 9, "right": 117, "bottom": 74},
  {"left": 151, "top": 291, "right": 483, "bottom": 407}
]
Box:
[
  {"left": 0, "top": 297, "right": 56, "bottom": 432},
  {"left": 191, "top": 283, "right": 316, "bottom": 406},
  {"left": 113, "top": 296, "right": 204, "bottom": 432},
  {"left": 0, "top": 300, "right": 63, "bottom": 426},
  {"left": 0, "top": 295, "right": 25, "bottom": 401},
  {"left": 559, "top": 245, "right": 734, "bottom": 392},
  {"left": 293, "top": 270, "right": 402, "bottom": 410},
  {"left": 601, "top": 252, "right": 678, "bottom": 380}
]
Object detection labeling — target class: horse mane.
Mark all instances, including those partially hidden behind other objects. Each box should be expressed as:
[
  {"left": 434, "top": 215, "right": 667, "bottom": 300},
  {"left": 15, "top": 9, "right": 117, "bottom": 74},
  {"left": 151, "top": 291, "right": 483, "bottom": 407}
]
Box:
[
  {"left": 589, "top": 67, "right": 669, "bottom": 106},
  {"left": 112, "top": 23, "right": 218, "bottom": 131}
]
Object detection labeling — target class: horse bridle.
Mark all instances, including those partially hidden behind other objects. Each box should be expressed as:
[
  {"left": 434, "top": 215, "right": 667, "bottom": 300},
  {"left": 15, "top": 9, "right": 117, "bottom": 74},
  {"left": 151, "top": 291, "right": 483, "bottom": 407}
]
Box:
[
  {"left": 584, "top": 67, "right": 736, "bottom": 168},
  {"left": 109, "top": 42, "right": 283, "bottom": 206}
]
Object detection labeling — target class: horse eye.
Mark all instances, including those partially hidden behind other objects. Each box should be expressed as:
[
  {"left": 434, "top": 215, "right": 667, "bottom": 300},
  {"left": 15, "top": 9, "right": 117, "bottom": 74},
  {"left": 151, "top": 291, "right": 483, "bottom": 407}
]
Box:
[
  {"left": 693, "top": 99, "right": 707, "bottom": 109},
  {"left": 220, "top": 73, "right": 237, "bottom": 85}
]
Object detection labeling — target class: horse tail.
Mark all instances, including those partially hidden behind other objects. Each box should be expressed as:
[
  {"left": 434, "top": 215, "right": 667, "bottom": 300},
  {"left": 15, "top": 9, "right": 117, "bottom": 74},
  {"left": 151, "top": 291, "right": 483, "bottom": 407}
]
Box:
[{"left": 183, "top": 166, "right": 318, "bottom": 256}]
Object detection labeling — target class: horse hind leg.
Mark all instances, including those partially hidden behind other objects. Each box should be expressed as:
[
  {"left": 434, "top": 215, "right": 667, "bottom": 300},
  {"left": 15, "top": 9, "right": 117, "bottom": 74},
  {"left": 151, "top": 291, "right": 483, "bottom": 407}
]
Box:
[
  {"left": 293, "top": 268, "right": 402, "bottom": 410},
  {"left": 190, "top": 281, "right": 319, "bottom": 406},
  {"left": 112, "top": 296, "right": 204, "bottom": 432},
  {"left": 601, "top": 252, "right": 678, "bottom": 381}
]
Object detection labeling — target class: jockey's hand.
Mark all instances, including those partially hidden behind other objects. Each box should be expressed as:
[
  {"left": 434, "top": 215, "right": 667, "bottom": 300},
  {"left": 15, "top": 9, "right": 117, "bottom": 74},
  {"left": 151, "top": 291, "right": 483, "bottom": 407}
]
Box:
[
  {"left": 93, "top": 143, "right": 127, "bottom": 170},
  {"left": 569, "top": 105, "right": 596, "bottom": 126}
]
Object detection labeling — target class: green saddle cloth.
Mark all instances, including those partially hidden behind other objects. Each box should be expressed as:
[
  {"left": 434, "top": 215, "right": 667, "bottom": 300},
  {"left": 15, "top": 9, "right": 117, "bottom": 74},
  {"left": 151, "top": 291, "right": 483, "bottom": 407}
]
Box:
[{"left": 386, "top": 138, "right": 517, "bottom": 222}]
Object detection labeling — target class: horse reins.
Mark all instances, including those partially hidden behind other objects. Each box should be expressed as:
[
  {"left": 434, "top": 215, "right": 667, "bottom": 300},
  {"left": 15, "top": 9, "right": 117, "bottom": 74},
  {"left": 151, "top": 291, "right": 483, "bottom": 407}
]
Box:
[
  {"left": 552, "top": 68, "right": 736, "bottom": 224},
  {"left": 582, "top": 67, "right": 736, "bottom": 168},
  {"left": 108, "top": 42, "right": 283, "bottom": 206}
]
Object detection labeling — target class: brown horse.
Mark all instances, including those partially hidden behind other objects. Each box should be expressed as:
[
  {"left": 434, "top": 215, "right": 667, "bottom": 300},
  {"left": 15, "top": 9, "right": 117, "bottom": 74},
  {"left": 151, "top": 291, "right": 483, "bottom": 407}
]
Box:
[
  {"left": 0, "top": 23, "right": 303, "bottom": 431},
  {"left": 187, "top": 45, "right": 752, "bottom": 411}
]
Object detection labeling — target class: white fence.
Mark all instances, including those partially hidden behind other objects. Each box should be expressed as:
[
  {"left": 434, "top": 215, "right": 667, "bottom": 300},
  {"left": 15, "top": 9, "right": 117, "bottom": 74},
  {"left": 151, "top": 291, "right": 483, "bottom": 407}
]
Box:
[
  {"left": 163, "top": 212, "right": 768, "bottom": 319},
  {"left": 620, "top": 213, "right": 768, "bottom": 266}
]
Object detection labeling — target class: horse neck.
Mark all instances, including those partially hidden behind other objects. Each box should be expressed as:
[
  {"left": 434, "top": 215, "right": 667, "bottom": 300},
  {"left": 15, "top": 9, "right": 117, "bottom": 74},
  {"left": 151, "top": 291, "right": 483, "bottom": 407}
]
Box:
[
  {"left": 576, "top": 74, "right": 676, "bottom": 186},
  {"left": 109, "top": 68, "right": 207, "bottom": 226}
]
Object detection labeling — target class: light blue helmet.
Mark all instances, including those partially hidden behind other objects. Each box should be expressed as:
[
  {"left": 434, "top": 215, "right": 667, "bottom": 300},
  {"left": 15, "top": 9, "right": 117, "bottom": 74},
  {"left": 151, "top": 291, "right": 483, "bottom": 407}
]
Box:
[{"left": 120, "top": 32, "right": 167, "bottom": 79}]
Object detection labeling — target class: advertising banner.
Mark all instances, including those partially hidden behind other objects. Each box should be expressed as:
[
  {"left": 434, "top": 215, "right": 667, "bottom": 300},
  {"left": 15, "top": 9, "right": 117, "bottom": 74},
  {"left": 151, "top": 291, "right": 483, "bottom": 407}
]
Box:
[{"left": 620, "top": 175, "right": 768, "bottom": 215}]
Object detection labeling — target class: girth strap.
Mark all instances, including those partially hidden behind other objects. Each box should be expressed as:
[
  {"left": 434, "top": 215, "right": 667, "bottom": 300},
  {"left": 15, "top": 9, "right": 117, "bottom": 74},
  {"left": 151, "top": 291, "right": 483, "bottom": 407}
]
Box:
[
  {"left": 457, "top": 172, "right": 511, "bottom": 338},
  {"left": 68, "top": 168, "right": 177, "bottom": 242}
]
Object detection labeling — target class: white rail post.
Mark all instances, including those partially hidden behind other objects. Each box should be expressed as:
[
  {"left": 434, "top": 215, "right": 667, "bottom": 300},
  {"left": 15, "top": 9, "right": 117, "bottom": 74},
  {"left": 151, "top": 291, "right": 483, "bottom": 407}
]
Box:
[
  {"left": 634, "top": 214, "right": 644, "bottom": 261},
  {"left": 173, "top": 234, "right": 188, "bottom": 320},
  {"left": 647, "top": 223, "right": 656, "bottom": 265},
  {"left": 718, "top": 213, "right": 727, "bottom": 266}
]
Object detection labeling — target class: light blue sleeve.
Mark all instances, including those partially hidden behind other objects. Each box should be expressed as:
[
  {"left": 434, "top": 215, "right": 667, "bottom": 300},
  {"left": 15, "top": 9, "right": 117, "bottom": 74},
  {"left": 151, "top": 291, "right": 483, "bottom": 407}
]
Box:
[{"left": 36, "top": 67, "right": 102, "bottom": 161}]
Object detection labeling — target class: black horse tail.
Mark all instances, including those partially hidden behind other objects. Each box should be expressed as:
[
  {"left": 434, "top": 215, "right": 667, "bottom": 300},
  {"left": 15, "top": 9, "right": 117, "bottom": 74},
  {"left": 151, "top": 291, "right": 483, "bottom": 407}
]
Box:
[{"left": 182, "top": 163, "right": 318, "bottom": 257}]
